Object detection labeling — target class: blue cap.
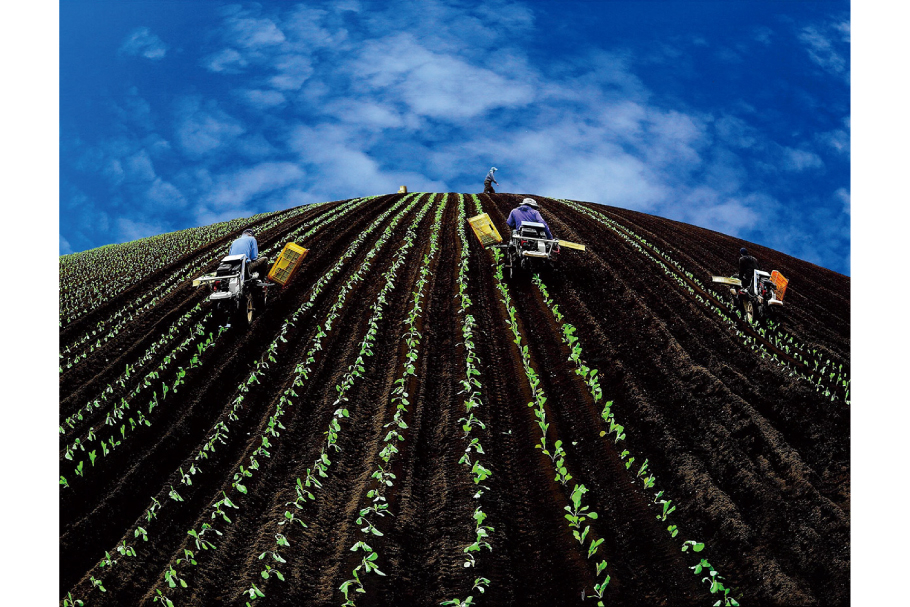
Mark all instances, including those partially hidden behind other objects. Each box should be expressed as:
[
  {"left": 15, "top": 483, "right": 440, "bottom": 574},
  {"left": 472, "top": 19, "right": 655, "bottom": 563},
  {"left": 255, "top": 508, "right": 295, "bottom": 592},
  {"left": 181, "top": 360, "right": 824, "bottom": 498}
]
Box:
[{"left": 740, "top": 248, "right": 748, "bottom": 255}]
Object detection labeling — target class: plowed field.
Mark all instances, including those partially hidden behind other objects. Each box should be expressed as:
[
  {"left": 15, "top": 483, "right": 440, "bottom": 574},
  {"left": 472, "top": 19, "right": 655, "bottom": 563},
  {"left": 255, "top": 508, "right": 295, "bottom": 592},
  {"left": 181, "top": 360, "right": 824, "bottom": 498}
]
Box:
[{"left": 59, "top": 192, "right": 849, "bottom": 607}]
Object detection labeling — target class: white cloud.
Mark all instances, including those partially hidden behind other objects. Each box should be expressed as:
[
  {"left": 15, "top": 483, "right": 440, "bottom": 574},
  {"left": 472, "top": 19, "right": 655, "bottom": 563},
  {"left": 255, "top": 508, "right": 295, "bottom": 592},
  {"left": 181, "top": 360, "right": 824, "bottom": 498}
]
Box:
[
  {"left": 124, "top": 149, "right": 156, "bottom": 182},
  {"left": 782, "top": 147, "right": 824, "bottom": 172},
  {"left": 325, "top": 99, "right": 411, "bottom": 129},
  {"left": 835, "top": 187, "right": 850, "bottom": 215},
  {"left": 60, "top": 235, "right": 73, "bottom": 255},
  {"left": 205, "top": 162, "right": 305, "bottom": 209},
  {"left": 269, "top": 54, "right": 314, "bottom": 90},
  {"left": 175, "top": 98, "right": 246, "bottom": 157},
  {"left": 116, "top": 217, "right": 167, "bottom": 242},
  {"left": 236, "top": 133, "right": 280, "bottom": 159},
  {"left": 753, "top": 26, "right": 773, "bottom": 45},
  {"left": 817, "top": 128, "right": 849, "bottom": 155},
  {"left": 226, "top": 15, "right": 286, "bottom": 48},
  {"left": 119, "top": 27, "right": 168, "bottom": 60},
  {"left": 237, "top": 89, "right": 287, "bottom": 109},
  {"left": 676, "top": 191, "right": 768, "bottom": 237},
  {"left": 145, "top": 178, "right": 188, "bottom": 210},
  {"left": 289, "top": 124, "right": 446, "bottom": 198},
  {"left": 799, "top": 25, "right": 847, "bottom": 77},
  {"left": 204, "top": 48, "right": 248, "bottom": 73},
  {"left": 351, "top": 34, "right": 535, "bottom": 120}
]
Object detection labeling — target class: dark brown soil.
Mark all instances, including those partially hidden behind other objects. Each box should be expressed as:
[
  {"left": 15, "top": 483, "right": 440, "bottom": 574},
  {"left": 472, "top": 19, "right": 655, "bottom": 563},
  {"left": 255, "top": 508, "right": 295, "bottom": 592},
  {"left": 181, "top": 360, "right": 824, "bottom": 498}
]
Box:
[{"left": 60, "top": 193, "right": 849, "bottom": 606}]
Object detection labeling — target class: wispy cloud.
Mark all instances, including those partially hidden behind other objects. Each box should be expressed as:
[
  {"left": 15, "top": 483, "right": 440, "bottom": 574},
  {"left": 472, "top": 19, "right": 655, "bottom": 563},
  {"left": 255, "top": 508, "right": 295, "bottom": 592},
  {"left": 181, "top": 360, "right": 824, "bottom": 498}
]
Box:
[
  {"left": 782, "top": 147, "right": 825, "bottom": 172},
  {"left": 62, "top": 1, "right": 850, "bottom": 273},
  {"left": 835, "top": 187, "right": 850, "bottom": 215},
  {"left": 175, "top": 97, "right": 246, "bottom": 158},
  {"left": 236, "top": 88, "right": 287, "bottom": 109},
  {"left": 119, "top": 27, "right": 168, "bottom": 60},
  {"left": 203, "top": 48, "right": 248, "bottom": 73},
  {"left": 117, "top": 217, "right": 167, "bottom": 242},
  {"left": 798, "top": 20, "right": 849, "bottom": 80},
  {"left": 60, "top": 235, "right": 73, "bottom": 255},
  {"left": 203, "top": 161, "right": 305, "bottom": 211}
]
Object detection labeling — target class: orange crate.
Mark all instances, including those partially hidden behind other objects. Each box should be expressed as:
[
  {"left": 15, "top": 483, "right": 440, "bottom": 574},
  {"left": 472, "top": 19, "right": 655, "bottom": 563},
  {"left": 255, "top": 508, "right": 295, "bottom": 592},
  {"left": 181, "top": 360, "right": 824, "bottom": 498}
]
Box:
[
  {"left": 770, "top": 270, "right": 789, "bottom": 301},
  {"left": 268, "top": 242, "right": 308, "bottom": 286}
]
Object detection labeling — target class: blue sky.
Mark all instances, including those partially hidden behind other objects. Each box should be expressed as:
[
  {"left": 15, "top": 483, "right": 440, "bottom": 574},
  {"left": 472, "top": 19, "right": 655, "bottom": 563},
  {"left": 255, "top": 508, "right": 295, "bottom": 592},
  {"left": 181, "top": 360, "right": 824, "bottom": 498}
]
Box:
[{"left": 60, "top": 0, "right": 850, "bottom": 274}]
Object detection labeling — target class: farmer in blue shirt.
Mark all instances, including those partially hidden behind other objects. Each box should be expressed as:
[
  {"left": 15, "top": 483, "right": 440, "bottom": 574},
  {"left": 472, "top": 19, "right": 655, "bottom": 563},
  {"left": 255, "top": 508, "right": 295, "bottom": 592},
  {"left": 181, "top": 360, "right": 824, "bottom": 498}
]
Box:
[
  {"left": 483, "top": 167, "right": 499, "bottom": 193},
  {"left": 507, "top": 198, "right": 554, "bottom": 240},
  {"left": 229, "top": 228, "right": 268, "bottom": 280}
]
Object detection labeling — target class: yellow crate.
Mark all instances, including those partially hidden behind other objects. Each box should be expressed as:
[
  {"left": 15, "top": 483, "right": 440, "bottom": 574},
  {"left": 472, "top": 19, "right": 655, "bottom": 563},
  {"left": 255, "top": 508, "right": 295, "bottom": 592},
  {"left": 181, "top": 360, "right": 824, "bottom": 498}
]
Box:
[
  {"left": 268, "top": 242, "right": 308, "bottom": 286},
  {"left": 467, "top": 213, "right": 502, "bottom": 247}
]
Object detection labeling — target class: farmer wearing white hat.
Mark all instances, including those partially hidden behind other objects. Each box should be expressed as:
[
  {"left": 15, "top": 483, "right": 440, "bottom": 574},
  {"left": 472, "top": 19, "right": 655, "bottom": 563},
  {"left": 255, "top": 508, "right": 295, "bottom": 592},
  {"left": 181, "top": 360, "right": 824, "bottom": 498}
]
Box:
[{"left": 506, "top": 198, "right": 554, "bottom": 239}]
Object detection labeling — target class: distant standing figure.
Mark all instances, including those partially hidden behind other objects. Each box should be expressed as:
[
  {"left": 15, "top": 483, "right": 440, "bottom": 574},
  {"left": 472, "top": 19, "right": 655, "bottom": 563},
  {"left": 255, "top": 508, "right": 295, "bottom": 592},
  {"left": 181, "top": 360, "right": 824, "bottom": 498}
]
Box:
[
  {"left": 507, "top": 198, "right": 554, "bottom": 239},
  {"left": 484, "top": 167, "right": 498, "bottom": 193},
  {"left": 738, "top": 247, "right": 759, "bottom": 294}
]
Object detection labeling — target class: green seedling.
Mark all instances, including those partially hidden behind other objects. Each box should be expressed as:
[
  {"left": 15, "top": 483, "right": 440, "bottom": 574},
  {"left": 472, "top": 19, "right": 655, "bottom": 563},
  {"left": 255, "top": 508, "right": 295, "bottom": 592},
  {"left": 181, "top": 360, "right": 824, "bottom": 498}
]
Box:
[
  {"left": 260, "top": 562, "right": 286, "bottom": 581},
  {"left": 177, "top": 548, "right": 197, "bottom": 566},
  {"left": 244, "top": 582, "right": 265, "bottom": 600},
  {"left": 62, "top": 592, "right": 84, "bottom": 607}
]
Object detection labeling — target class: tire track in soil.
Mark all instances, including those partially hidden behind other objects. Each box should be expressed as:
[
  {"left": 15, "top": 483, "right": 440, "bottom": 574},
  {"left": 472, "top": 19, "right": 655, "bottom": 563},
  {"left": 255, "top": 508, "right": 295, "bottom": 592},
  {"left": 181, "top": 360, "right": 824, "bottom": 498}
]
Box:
[
  {"left": 58, "top": 204, "right": 302, "bottom": 364},
  {"left": 144, "top": 195, "right": 439, "bottom": 607},
  {"left": 59, "top": 195, "right": 402, "bottom": 592},
  {"left": 350, "top": 194, "right": 476, "bottom": 606},
  {"left": 601, "top": 204, "right": 850, "bottom": 359},
  {"left": 542, "top": 197, "right": 851, "bottom": 514},
  {"left": 58, "top": 201, "right": 344, "bottom": 409},
  {"left": 480, "top": 195, "right": 704, "bottom": 605},
  {"left": 484, "top": 195, "right": 847, "bottom": 605},
  {"left": 67, "top": 193, "right": 417, "bottom": 605},
  {"left": 228, "top": 197, "right": 440, "bottom": 606},
  {"left": 60, "top": 192, "right": 850, "bottom": 607},
  {"left": 551, "top": 197, "right": 849, "bottom": 606},
  {"left": 454, "top": 194, "right": 593, "bottom": 606}
]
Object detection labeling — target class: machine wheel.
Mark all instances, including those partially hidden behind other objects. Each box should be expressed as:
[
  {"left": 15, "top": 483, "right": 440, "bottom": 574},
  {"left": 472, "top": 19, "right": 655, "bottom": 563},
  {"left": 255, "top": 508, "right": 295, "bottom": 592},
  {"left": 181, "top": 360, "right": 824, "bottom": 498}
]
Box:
[
  {"left": 743, "top": 299, "right": 755, "bottom": 324},
  {"left": 237, "top": 292, "right": 254, "bottom": 326}
]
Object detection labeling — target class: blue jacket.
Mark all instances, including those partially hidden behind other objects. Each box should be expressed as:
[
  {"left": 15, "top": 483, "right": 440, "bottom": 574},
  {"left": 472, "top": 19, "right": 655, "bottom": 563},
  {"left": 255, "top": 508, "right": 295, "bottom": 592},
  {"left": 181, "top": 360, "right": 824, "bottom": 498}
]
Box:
[
  {"left": 229, "top": 235, "right": 259, "bottom": 260},
  {"left": 507, "top": 205, "right": 553, "bottom": 239},
  {"left": 485, "top": 169, "right": 498, "bottom": 184}
]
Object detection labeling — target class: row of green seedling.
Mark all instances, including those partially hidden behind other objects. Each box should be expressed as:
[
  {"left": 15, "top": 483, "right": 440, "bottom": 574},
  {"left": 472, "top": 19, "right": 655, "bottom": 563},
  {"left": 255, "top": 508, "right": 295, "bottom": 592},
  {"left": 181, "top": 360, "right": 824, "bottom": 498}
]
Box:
[
  {"left": 558, "top": 200, "right": 848, "bottom": 404},
  {"left": 60, "top": 210, "right": 280, "bottom": 326},
  {"left": 578, "top": 201, "right": 849, "bottom": 389},
  {"left": 157, "top": 196, "right": 425, "bottom": 604},
  {"left": 487, "top": 245, "right": 611, "bottom": 605},
  {"left": 532, "top": 274, "right": 741, "bottom": 606},
  {"left": 595, "top": 204, "right": 850, "bottom": 401},
  {"left": 61, "top": 303, "right": 207, "bottom": 437},
  {"left": 574, "top": 200, "right": 850, "bottom": 401},
  {"left": 440, "top": 194, "right": 494, "bottom": 607},
  {"left": 60, "top": 253, "right": 221, "bottom": 372},
  {"left": 338, "top": 197, "right": 447, "bottom": 605},
  {"left": 60, "top": 200, "right": 339, "bottom": 369},
  {"left": 63, "top": 196, "right": 424, "bottom": 607},
  {"left": 60, "top": 317, "right": 226, "bottom": 490},
  {"left": 239, "top": 198, "right": 434, "bottom": 606},
  {"left": 61, "top": 212, "right": 273, "bottom": 355},
  {"left": 261, "top": 197, "right": 374, "bottom": 259}
]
